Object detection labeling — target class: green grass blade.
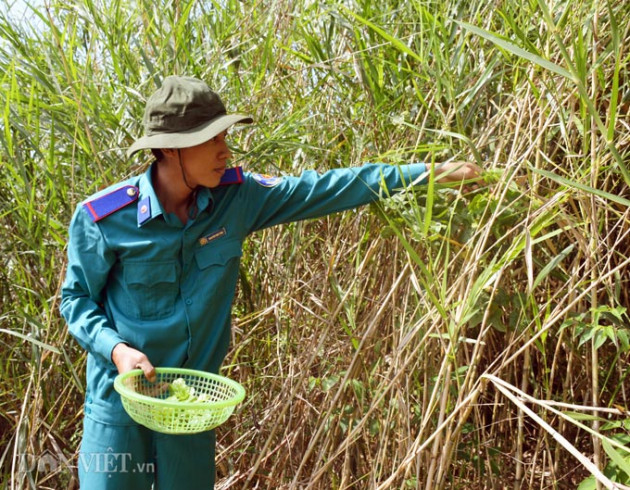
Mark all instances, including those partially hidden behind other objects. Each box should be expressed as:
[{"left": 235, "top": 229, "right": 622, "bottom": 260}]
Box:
[
  {"left": 341, "top": 6, "right": 423, "bottom": 63},
  {"left": 606, "top": 0, "right": 620, "bottom": 143},
  {"left": 533, "top": 244, "right": 575, "bottom": 290},
  {"left": 456, "top": 21, "right": 575, "bottom": 81},
  {"left": 531, "top": 167, "right": 630, "bottom": 208},
  {"left": 0, "top": 328, "right": 61, "bottom": 354}
]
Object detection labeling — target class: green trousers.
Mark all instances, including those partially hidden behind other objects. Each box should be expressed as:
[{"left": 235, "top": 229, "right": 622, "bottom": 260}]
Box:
[{"left": 78, "top": 417, "right": 216, "bottom": 489}]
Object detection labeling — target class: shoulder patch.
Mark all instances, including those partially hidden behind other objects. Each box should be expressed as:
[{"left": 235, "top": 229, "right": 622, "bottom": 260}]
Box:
[
  {"left": 83, "top": 185, "right": 139, "bottom": 222},
  {"left": 219, "top": 167, "right": 244, "bottom": 186},
  {"left": 251, "top": 173, "right": 283, "bottom": 187}
]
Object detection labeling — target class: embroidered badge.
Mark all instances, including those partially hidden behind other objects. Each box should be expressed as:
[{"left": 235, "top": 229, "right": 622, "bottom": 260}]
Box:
[
  {"left": 199, "top": 227, "right": 226, "bottom": 246},
  {"left": 252, "top": 173, "right": 282, "bottom": 187}
]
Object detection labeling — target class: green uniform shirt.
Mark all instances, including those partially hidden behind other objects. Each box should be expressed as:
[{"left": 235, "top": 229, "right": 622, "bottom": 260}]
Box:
[{"left": 60, "top": 162, "right": 427, "bottom": 424}]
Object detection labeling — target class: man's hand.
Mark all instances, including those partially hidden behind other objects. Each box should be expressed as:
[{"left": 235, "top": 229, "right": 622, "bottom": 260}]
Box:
[
  {"left": 433, "top": 161, "right": 483, "bottom": 185},
  {"left": 111, "top": 342, "right": 156, "bottom": 383}
]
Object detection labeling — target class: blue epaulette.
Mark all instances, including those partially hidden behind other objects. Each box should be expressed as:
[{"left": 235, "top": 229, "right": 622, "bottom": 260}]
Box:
[
  {"left": 83, "top": 185, "right": 139, "bottom": 222},
  {"left": 218, "top": 167, "right": 244, "bottom": 186}
]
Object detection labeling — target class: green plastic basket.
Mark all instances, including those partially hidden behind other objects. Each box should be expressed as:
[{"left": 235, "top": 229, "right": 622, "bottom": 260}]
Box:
[{"left": 114, "top": 367, "right": 245, "bottom": 434}]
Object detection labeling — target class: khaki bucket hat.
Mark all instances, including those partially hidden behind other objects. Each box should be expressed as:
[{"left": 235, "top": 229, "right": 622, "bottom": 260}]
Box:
[{"left": 127, "top": 76, "right": 253, "bottom": 157}]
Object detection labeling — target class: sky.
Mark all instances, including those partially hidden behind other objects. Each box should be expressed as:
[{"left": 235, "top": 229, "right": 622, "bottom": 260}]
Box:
[
  {"left": 0, "top": 0, "right": 46, "bottom": 35},
  {"left": 1, "top": 0, "right": 44, "bottom": 23}
]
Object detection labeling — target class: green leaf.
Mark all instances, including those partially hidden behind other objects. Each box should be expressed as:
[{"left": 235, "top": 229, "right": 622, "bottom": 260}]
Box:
[
  {"left": 322, "top": 375, "right": 340, "bottom": 392},
  {"left": 578, "top": 327, "right": 597, "bottom": 348},
  {"left": 456, "top": 21, "right": 575, "bottom": 80},
  {"left": 533, "top": 244, "right": 574, "bottom": 290},
  {"left": 489, "top": 311, "right": 507, "bottom": 333},
  {"left": 593, "top": 330, "right": 608, "bottom": 350},
  {"left": 602, "top": 438, "right": 630, "bottom": 478},
  {"left": 617, "top": 330, "right": 630, "bottom": 352},
  {"left": 577, "top": 475, "right": 596, "bottom": 490},
  {"left": 606, "top": 0, "right": 621, "bottom": 143},
  {"left": 340, "top": 6, "right": 423, "bottom": 63},
  {"left": 530, "top": 167, "right": 630, "bottom": 208},
  {"left": 0, "top": 328, "right": 60, "bottom": 354},
  {"left": 603, "top": 326, "right": 618, "bottom": 349},
  {"left": 563, "top": 411, "right": 609, "bottom": 423}
]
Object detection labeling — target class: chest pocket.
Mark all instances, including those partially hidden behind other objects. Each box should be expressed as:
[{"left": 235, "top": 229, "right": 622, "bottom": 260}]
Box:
[
  {"left": 195, "top": 238, "right": 243, "bottom": 270},
  {"left": 123, "top": 261, "right": 178, "bottom": 320}
]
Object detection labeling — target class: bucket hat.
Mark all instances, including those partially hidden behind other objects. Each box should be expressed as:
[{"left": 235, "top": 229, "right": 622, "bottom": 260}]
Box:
[{"left": 127, "top": 76, "right": 253, "bottom": 157}]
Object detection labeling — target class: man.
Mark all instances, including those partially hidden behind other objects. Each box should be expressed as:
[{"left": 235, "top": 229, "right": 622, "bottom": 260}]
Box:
[{"left": 60, "top": 75, "right": 481, "bottom": 489}]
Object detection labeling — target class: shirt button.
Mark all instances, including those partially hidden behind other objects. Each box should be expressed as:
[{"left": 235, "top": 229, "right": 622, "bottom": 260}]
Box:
[
  {"left": 85, "top": 407, "right": 91, "bottom": 414},
  {"left": 185, "top": 299, "right": 193, "bottom": 305},
  {"left": 127, "top": 187, "right": 137, "bottom": 197}
]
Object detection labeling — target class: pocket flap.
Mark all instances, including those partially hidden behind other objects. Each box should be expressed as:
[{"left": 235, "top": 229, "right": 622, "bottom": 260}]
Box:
[
  {"left": 124, "top": 261, "right": 177, "bottom": 286},
  {"left": 195, "top": 238, "right": 242, "bottom": 269}
]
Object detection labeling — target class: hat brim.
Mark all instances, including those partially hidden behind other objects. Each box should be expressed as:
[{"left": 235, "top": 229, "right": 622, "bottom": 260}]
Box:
[{"left": 127, "top": 113, "right": 253, "bottom": 158}]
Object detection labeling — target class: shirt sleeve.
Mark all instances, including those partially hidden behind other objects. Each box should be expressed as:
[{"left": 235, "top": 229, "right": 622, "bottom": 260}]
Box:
[
  {"left": 60, "top": 206, "right": 126, "bottom": 364},
  {"left": 242, "top": 162, "right": 427, "bottom": 233}
]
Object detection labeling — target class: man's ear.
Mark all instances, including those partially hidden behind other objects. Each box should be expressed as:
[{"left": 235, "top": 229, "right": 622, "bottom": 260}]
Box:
[{"left": 161, "top": 148, "right": 178, "bottom": 158}]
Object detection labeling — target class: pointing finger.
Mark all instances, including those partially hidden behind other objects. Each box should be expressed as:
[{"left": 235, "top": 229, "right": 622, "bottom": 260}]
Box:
[{"left": 136, "top": 359, "right": 157, "bottom": 383}]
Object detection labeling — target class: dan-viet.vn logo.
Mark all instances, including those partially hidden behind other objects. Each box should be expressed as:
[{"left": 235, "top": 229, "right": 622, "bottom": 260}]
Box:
[{"left": 19, "top": 450, "right": 60, "bottom": 474}]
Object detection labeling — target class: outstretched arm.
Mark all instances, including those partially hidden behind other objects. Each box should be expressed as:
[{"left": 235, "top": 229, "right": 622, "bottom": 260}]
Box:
[
  {"left": 240, "top": 163, "right": 428, "bottom": 233},
  {"left": 239, "top": 161, "right": 484, "bottom": 234}
]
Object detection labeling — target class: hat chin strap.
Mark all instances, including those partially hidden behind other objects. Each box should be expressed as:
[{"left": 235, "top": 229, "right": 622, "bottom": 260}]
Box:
[{"left": 177, "top": 149, "right": 197, "bottom": 192}]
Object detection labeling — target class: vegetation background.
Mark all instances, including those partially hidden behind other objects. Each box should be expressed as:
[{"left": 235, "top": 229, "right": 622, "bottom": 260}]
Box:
[{"left": 1, "top": 0, "right": 629, "bottom": 488}]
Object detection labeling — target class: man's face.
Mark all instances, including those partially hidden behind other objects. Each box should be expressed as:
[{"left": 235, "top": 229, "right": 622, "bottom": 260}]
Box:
[{"left": 179, "top": 131, "right": 232, "bottom": 188}]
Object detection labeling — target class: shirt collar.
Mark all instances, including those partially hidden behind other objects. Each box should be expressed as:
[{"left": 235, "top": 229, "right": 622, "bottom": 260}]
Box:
[
  {"left": 137, "top": 162, "right": 213, "bottom": 227},
  {"left": 137, "top": 163, "right": 163, "bottom": 227}
]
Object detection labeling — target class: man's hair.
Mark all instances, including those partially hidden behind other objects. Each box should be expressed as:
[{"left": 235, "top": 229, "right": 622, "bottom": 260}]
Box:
[{"left": 151, "top": 149, "right": 164, "bottom": 161}]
